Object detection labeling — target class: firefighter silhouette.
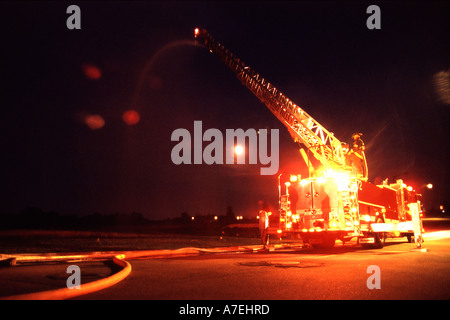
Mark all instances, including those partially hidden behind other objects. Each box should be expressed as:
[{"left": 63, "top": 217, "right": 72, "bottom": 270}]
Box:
[{"left": 347, "top": 132, "right": 367, "bottom": 178}]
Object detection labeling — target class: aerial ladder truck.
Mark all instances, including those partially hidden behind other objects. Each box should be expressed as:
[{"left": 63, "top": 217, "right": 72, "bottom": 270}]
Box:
[{"left": 194, "top": 28, "right": 424, "bottom": 249}]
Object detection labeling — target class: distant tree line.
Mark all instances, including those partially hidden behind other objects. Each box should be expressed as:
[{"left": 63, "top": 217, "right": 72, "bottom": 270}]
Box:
[
  {"left": 0, "top": 207, "right": 151, "bottom": 231},
  {"left": 0, "top": 206, "right": 259, "bottom": 236}
]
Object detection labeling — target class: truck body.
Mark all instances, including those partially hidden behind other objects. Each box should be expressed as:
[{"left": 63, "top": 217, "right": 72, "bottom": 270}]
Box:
[{"left": 267, "top": 172, "right": 423, "bottom": 248}]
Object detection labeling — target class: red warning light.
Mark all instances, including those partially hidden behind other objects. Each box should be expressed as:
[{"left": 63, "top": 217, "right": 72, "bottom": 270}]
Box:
[
  {"left": 122, "top": 110, "right": 140, "bottom": 125},
  {"left": 194, "top": 28, "right": 200, "bottom": 38}
]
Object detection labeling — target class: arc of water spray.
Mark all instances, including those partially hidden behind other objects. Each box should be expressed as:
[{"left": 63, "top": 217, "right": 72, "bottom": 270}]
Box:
[{"left": 131, "top": 39, "right": 202, "bottom": 109}]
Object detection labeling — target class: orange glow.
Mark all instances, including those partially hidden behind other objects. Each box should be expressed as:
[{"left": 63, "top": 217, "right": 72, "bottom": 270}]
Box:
[
  {"left": 84, "top": 114, "right": 105, "bottom": 130},
  {"left": 122, "top": 110, "right": 140, "bottom": 125},
  {"left": 82, "top": 63, "right": 102, "bottom": 80},
  {"left": 194, "top": 28, "right": 200, "bottom": 37}
]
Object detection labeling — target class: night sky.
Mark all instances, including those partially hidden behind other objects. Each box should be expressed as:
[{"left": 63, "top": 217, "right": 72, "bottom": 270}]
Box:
[{"left": 2, "top": 1, "right": 449, "bottom": 220}]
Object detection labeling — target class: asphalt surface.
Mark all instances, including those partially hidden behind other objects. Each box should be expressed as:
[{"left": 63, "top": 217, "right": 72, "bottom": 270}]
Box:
[
  {"left": 75, "top": 235, "right": 450, "bottom": 300},
  {"left": 1, "top": 218, "right": 450, "bottom": 301},
  {"left": 0, "top": 260, "right": 118, "bottom": 297}
]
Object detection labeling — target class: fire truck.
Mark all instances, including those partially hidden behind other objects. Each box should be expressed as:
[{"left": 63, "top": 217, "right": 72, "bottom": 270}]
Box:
[{"left": 194, "top": 28, "right": 424, "bottom": 249}]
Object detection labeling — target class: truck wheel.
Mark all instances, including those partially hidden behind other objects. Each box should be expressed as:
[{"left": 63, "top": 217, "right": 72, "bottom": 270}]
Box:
[
  {"left": 374, "top": 233, "right": 385, "bottom": 248},
  {"left": 373, "top": 218, "right": 386, "bottom": 248}
]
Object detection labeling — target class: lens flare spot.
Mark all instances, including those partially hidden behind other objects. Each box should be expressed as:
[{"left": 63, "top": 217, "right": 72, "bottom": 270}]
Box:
[
  {"left": 122, "top": 110, "right": 140, "bottom": 125},
  {"left": 234, "top": 145, "right": 244, "bottom": 155},
  {"left": 82, "top": 63, "right": 102, "bottom": 80},
  {"left": 85, "top": 114, "right": 105, "bottom": 130}
]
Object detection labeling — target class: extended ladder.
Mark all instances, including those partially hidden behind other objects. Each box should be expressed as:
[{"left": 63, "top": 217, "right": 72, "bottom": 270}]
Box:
[{"left": 194, "top": 28, "right": 347, "bottom": 172}]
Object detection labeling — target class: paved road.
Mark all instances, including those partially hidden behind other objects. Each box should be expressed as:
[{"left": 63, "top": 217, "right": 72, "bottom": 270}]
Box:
[
  {"left": 1, "top": 219, "right": 449, "bottom": 301},
  {"left": 77, "top": 231, "right": 450, "bottom": 300},
  {"left": 0, "top": 260, "right": 119, "bottom": 297}
]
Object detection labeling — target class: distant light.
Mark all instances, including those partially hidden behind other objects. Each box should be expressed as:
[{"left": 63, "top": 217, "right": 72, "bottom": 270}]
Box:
[
  {"left": 85, "top": 114, "right": 105, "bottom": 130},
  {"left": 214, "top": 215, "right": 218, "bottom": 220},
  {"left": 194, "top": 28, "right": 200, "bottom": 37},
  {"left": 234, "top": 145, "right": 244, "bottom": 155},
  {"left": 122, "top": 110, "right": 140, "bottom": 125},
  {"left": 427, "top": 183, "right": 433, "bottom": 189},
  {"left": 82, "top": 63, "right": 102, "bottom": 80},
  {"left": 191, "top": 216, "right": 195, "bottom": 220}
]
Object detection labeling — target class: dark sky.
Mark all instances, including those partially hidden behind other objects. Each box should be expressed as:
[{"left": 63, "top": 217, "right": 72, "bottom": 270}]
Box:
[{"left": 2, "top": 1, "right": 449, "bottom": 219}]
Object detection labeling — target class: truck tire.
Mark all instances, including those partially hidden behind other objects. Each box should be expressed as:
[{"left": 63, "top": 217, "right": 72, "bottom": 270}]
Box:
[{"left": 374, "top": 218, "right": 386, "bottom": 248}]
